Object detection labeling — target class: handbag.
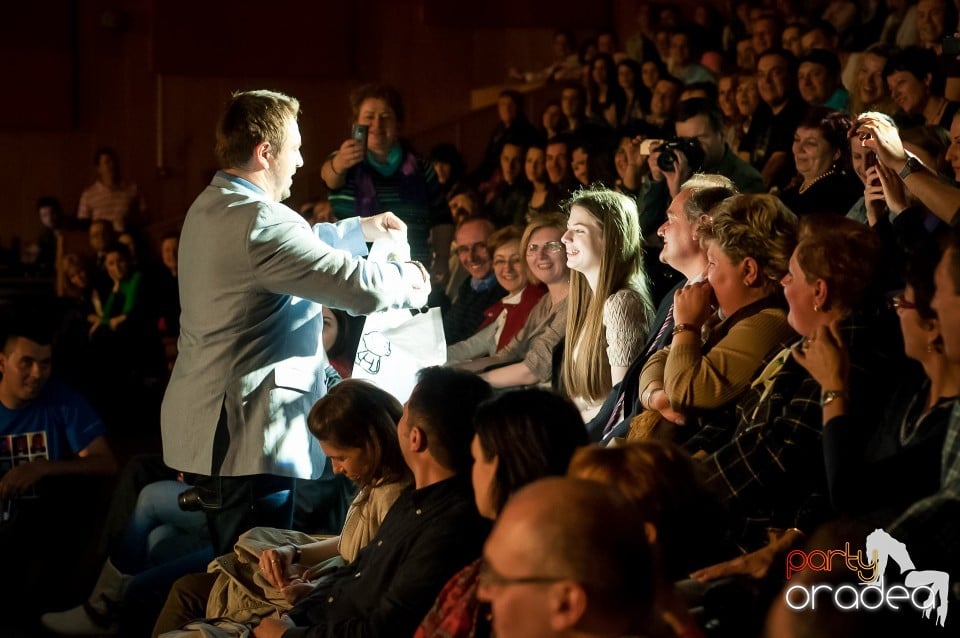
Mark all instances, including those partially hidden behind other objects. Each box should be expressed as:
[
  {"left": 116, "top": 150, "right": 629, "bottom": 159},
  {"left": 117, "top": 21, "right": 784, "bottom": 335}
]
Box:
[{"left": 352, "top": 307, "right": 447, "bottom": 402}]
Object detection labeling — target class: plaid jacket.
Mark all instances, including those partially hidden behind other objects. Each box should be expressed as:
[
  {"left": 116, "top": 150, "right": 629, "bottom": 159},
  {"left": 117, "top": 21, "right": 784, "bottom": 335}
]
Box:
[{"left": 694, "top": 317, "right": 893, "bottom": 551}]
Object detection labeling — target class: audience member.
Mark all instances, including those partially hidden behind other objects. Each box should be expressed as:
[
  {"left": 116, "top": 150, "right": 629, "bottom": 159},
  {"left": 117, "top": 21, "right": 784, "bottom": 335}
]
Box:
[
  {"left": 153, "top": 232, "right": 180, "bottom": 340},
  {"left": 544, "top": 133, "right": 578, "bottom": 195},
  {"left": 428, "top": 143, "right": 467, "bottom": 202},
  {"left": 447, "top": 225, "right": 545, "bottom": 364},
  {"left": 779, "top": 109, "right": 862, "bottom": 216},
  {"left": 249, "top": 366, "right": 492, "bottom": 638},
  {"left": 487, "top": 136, "right": 532, "bottom": 227},
  {"left": 476, "top": 477, "right": 655, "bottom": 638},
  {"left": 151, "top": 380, "right": 411, "bottom": 632},
  {"left": 797, "top": 243, "right": 957, "bottom": 522},
  {"left": 561, "top": 187, "right": 654, "bottom": 421},
  {"left": 321, "top": 83, "right": 453, "bottom": 276},
  {"left": 523, "top": 141, "right": 562, "bottom": 220},
  {"left": 442, "top": 217, "right": 506, "bottom": 345},
  {"left": 849, "top": 42, "right": 896, "bottom": 116},
  {"left": 884, "top": 46, "right": 959, "bottom": 129},
  {"left": 886, "top": 224, "right": 960, "bottom": 585},
  {"left": 739, "top": 48, "right": 809, "bottom": 190},
  {"left": 588, "top": 175, "right": 737, "bottom": 442},
  {"left": 456, "top": 213, "right": 570, "bottom": 389},
  {"left": 587, "top": 53, "right": 625, "bottom": 128},
  {"left": 617, "top": 58, "right": 650, "bottom": 125},
  {"left": 689, "top": 216, "right": 893, "bottom": 558},
  {"left": 477, "top": 90, "right": 539, "bottom": 184},
  {"left": 643, "top": 98, "right": 764, "bottom": 228},
  {"left": 41, "top": 461, "right": 208, "bottom": 637},
  {"left": 634, "top": 194, "right": 798, "bottom": 443},
  {"left": 77, "top": 147, "right": 145, "bottom": 233},
  {"left": 569, "top": 441, "right": 729, "bottom": 637},
  {"left": 508, "top": 29, "right": 580, "bottom": 84},
  {"left": 0, "top": 311, "right": 117, "bottom": 619},
  {"left": 668, "top": 28, "right": 715, "bottom": 85},
  {"left": 416, "top": 388, "right": 588, "bottom": 638},
  {"left": 797, "top": 49, "right": 849, "bottom": 111}
]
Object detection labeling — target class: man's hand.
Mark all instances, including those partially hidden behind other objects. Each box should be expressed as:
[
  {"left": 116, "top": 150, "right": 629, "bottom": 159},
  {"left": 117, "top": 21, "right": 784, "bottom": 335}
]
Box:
[
  {"left": 663, "top": 150, "right": 691, "bottom": 198},
  {"left": 361, "top": 212, "right": 407, "bottom": 242},
  {"left": 0, "top": 459, "right": 50, "bottom": 499}
]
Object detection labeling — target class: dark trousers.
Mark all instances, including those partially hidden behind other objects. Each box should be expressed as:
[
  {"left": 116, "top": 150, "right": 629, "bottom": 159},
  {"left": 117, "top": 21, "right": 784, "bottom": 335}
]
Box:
[{"left": 191, "top": 473, "right": 297, "bottom": 555}]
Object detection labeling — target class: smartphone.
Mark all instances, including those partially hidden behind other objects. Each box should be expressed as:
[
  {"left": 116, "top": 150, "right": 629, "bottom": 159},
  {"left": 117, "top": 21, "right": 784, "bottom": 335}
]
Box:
[
  {"left": 351, "top": 123, "right": 368, "bottom": 151},
  {"left": 943, "top": 36, "right": 960, "bottom": 56}
]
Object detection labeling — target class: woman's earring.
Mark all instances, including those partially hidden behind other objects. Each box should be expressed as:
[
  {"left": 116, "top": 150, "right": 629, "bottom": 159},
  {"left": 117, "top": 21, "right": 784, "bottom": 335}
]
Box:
[{"left": 813, "top": 303, "right": 820, "bottom": 313}]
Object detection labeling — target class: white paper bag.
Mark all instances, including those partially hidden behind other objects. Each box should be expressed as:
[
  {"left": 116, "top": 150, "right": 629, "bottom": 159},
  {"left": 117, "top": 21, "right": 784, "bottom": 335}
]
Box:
[{"left": 352, "top": 307, "right": 446, "bottom": 403}]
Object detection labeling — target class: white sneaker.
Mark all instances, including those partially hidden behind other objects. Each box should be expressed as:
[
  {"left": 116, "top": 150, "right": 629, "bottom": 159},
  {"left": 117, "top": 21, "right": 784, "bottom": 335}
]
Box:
[{"left": 40, "top": 604, "right": 117, "bottom": 636}]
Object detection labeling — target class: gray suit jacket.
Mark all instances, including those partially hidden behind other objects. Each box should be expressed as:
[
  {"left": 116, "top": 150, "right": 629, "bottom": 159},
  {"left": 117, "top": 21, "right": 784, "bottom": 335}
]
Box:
[{"left": 161, "top": 173, "right": 427, "bottom": 478}]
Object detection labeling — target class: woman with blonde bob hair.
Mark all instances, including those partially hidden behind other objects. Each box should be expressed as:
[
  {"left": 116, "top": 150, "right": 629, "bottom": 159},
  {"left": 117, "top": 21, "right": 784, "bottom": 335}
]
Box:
[
  {"left": 635, "top": 194, "right": 798, "bottom": 440},
  {"left": 560, "top": 186, "right": 654, "bottom": 421}
]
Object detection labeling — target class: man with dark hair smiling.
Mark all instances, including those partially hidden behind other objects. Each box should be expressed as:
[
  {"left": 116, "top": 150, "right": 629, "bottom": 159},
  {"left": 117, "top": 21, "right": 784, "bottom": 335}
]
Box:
[
  {"left": 0, "top": 310, "right": 117, "bottom": 621},
  {"left": 739, "top": 48, "right": 809, "bottom": 190}
]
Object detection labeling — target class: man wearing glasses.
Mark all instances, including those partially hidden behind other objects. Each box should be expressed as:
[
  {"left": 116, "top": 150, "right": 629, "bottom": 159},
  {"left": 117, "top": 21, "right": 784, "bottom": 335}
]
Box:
[
  {"left": 477, "top": 477, "right": 655, "bottom": 638},
  {"left": 442, "top": 217, "right": 506, "bottom": 345}
]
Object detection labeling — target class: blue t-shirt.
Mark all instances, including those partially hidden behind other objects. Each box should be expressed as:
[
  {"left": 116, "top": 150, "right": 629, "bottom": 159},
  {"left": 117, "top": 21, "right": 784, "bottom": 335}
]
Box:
[{"left": 0, "top": 381, "right": 105, "bottom": 463}]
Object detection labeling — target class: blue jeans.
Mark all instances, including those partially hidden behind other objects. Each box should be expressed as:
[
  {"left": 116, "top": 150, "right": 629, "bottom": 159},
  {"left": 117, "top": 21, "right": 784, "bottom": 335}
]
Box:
[{"left": 112, "top": 480, "right": 208, "bottom": 574}]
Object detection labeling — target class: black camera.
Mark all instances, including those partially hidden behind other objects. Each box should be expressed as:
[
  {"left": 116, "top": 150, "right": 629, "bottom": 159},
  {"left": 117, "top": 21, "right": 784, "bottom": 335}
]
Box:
[{"left": 656, "top": 137, "right": 705, "bottom": 173}]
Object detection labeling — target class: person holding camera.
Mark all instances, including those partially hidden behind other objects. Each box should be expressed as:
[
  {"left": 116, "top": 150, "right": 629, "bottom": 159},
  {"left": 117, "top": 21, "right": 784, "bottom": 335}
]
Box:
[
  {"left": 321, "top": 84, "right": 454, "bottom": 287},
  {"left": 637, "top": 98, "right": 764, "bottom": 246}
]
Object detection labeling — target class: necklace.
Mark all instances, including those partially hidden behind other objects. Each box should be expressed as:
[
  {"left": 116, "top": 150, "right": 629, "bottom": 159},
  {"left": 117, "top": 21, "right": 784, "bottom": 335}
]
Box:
[{"left": 798, "top": 169, "right": 835, "bottom": 194}]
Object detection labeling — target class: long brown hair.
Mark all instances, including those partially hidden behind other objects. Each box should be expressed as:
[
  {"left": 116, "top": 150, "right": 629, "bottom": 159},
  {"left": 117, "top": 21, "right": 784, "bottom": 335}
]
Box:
[{"left": 561, "top": 186, "right": 653, "bottom": 402}]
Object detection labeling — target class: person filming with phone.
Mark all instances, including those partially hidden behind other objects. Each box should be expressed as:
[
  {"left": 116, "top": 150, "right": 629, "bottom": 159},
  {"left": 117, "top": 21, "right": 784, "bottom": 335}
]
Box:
[{"left": 321, "top": 84, "right": 454, "bottom": 289}]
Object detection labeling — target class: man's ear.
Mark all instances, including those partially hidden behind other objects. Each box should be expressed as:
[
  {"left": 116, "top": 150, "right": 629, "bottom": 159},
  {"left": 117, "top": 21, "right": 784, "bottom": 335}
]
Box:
[
  {"left": 409, "top": 425, "right": 427, "bottom": 453},
  {"left": 548, "top": 582, "right": 588, "bottom": 632},
  {"left": 253, "top": 140, "right": 272, "bottom": 170},
  {"left": 0, "top": 352, "right": 7, "bottom": 377}
]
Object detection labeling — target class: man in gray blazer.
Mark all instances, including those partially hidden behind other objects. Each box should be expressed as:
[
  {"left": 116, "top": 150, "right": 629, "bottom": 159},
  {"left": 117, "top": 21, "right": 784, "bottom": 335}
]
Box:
[{"left": 161, "top": 89, "right": 430, "bottom": 553}]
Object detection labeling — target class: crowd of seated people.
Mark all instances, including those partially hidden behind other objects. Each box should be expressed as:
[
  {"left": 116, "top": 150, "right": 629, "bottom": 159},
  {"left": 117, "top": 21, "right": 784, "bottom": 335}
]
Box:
[{"left": 11, "top": 2, "right": 960, "bottom": 636}]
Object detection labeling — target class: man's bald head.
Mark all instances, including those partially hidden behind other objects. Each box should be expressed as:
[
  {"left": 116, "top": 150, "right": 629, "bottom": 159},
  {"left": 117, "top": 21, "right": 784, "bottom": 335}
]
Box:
[{"left": 480, "top": 478, "right": 655, "bottom": 637}]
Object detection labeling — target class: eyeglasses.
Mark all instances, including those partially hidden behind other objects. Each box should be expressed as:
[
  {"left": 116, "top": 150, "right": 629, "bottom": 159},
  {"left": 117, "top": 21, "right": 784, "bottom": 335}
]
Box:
[
  {"left": 477, "top": 560, "right": 566, "bottom": 590},
  {"left": 493, "top": 256, "right": 523, "bottom": 268},
  {"left": 527, "top": 241, "right": 564, "bottom": 254},
  {"left": 889, "top": 295, "right": 917, "bottom": 311},
  {"left": 455, "top": 242, "right": 489, "bottom": 256}
]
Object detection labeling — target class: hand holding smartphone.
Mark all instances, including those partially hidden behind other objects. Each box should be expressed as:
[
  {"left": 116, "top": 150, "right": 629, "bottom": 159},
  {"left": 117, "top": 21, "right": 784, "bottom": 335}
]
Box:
[{"left": 351, "top": 124, "right": 368, "bottom": 152}]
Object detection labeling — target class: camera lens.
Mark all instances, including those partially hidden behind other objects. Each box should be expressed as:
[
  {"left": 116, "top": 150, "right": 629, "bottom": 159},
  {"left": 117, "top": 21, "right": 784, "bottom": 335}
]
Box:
[{"left": 657, "top": 149, "right": 677, "bottom": 172}]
